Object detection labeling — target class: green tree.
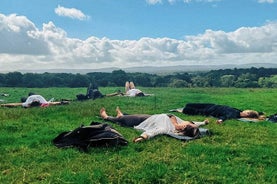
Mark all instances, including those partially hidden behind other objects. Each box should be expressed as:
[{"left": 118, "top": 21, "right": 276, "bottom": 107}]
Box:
[
  {"left": 235, "top": 73, "right": 259, "bottom": 88},
  {"left": 220, "top": 75, "right": 235, "bottom": 87},
  {"left": 22, "top": 73, "right": 43, "bottom": 87},
  {"left": 111, "top": 70, "right": 128, "bottom": 86},
  {"left": 169, "top": 79, "right": 190, "bottom": 88},
  {"left": 5, "top": 72, "right": 23, "bottom": 87},
  {"left": 69, "top": 73, "right": 90, "bottom": 87},
  {"left": 258, "top": 75, "right": 277, "bottom": 88}
]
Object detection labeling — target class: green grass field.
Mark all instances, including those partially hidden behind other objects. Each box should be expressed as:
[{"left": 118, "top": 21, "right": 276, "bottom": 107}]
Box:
[{"left": 0, "top": 87, "right": 276, "bottom": 184}]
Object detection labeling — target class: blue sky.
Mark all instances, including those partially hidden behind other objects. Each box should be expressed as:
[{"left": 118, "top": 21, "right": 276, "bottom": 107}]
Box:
[{"left": 0, "top": 0, "right": 277, "bottom": 72}]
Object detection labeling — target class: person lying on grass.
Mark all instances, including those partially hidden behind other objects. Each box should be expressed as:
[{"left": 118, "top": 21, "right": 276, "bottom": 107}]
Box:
[
  {"left": 171, "top": 103, "right": 266, "bottom": 124},
  {"left": 124, "top": 81, "right": 145, "bottom": 97},
  {"left": 76, "top": 83, "right": 123, "bottom": 101},
  {"left": 20, "top": 93, "right": 69, "bottom": 108},
  {"left": 100, "top": 107, "right": 209, "bottom": 143}
]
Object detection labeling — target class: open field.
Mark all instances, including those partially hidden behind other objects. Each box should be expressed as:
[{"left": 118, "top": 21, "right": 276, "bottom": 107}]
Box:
[{"left": 0, "top": 87, "right": 277, "bottom": 184}]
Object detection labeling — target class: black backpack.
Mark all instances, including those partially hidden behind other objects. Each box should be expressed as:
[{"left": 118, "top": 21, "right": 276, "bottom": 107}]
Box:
[{"left": 53, "top": 122, "right": 128, "bottom": 152}]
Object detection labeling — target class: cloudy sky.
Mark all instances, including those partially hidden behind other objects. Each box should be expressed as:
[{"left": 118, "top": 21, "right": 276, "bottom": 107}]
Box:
[{"left": 0, "top": 0, "right": 277, "bottom": 72}]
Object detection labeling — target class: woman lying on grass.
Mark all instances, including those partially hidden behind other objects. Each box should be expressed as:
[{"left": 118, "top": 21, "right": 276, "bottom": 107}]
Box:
[
  {"left": 100, "top": 107, "right": 209, "bottom": 143},
  {"left": 124, "top": 81, "right": 145, "bottom": 97},
  {"left": 172, "top": 103, "right": 266, "bottom": 124}
]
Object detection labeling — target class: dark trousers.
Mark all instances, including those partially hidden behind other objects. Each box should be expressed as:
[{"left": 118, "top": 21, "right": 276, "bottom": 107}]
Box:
[
  {"left": 182, "top": 103, "right": 215, "bottom": 115},
  {"left": 106, "top": 114, "right": 151, "bottom": 127}
]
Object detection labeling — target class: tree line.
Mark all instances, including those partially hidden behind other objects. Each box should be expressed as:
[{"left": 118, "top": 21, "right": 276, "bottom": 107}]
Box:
[{"left": 0, "top": 67, "right": 276, "bottom": 88}]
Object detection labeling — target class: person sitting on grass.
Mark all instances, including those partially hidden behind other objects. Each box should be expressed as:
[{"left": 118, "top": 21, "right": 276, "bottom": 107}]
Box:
[
  {"left": 100, "top": 107, "right": 209, "bottom": 143},
  {"left": 172, "top": 103, "right": 266, "bottom": 124}
]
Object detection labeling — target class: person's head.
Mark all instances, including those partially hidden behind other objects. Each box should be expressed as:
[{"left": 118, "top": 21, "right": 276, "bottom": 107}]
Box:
[
  {"left": 182, "top": 125, "right": 200, "bottom": 137},
  {"left": 21, "top": 97, "right": 27, "bottom": 102},
  {"left": 136, "top": 92, "right": 145, "bottom": 97},
  {"left": 28, "top": 92, "right": 35, "bottom": 96},
  {"left": 241, "top": 110, "right": 259, "bottom": 118}
]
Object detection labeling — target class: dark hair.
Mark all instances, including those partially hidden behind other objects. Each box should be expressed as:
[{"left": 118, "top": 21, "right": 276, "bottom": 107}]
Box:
[
  {"left": 28, "top": 92, "right": 36, "bottom": 96},
  {"left": 136, "top": 92, "right": 145, "bottom": 97},
  {"left": 30, "top": 101, "right": 41, "bottom": 107},
  {"left": 183, "top": 125, "right": 200, "bottom": 137},
  {"left": 21, "top": 97, "right": 27, "bottom": 102}
]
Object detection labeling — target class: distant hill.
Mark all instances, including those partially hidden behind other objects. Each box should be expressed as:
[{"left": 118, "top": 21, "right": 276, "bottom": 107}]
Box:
[{"left": 16, "top": 63, "right": 277, "bottom": 74}]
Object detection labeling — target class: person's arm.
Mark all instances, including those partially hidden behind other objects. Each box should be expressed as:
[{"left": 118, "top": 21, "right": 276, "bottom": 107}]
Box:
[
  {"left": 168, "top": 115, "right": 187, "bottom": 131},
  {"left": 216, "top": 110, "right": 238, "bottom": 124}
]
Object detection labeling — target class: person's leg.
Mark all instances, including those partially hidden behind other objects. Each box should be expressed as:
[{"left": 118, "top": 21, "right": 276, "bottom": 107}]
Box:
[
  {"left": 100, "top": 108, "right": 109, "bottom": 119},
  {"left": 100, "top": 107, "right": 125, "bottom": 124},
  {"left": 105, "top": 92, "right": 121, "bottom": 97},
  {"left": 125, "top": 81, "right": 130, "bottom": 93},
  {"left": 182, "top": 103, "right": 214, "bottom": 115},
  {"left": 92, "top": 83, "right": 98, "bottom": 90},
  {"left": 116, "top": 106, "right": 124, "bottom": 118},
  {"left": 130, "top": 81, "right": 135, "bottom": 89},
  {"left": 100, "top": 107, "right": 151, "bottom": 126},
  {"left": 186, "top": 103, "right": 214, "bottom": 109},
  {"left": 86, "top": 83, "right": 92, "bottom": 96}
]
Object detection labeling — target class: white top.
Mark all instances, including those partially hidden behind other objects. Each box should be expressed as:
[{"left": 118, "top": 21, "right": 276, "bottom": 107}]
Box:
[
  {"left": 134, "top": 114, "right": 184, "bottom": 139},
  {"left": 22, "top": 95, "right": 48, "bottom": 107},
  {"left": 126, "top": 89, "right": 142, "bottom": 97}
]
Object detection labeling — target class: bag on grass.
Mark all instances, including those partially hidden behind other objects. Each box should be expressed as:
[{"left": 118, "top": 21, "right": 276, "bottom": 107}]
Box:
[
  {"left": 268, "top": 113, "right": 277, "bottom": 123},
  {"left": 53, "top": 122, "right": 128, "bottom": 152}
]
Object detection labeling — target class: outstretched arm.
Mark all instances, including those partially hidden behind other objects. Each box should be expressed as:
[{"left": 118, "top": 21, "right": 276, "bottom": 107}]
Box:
[{"left": 169, "top": 115, "right": 191, "bottom": 130}]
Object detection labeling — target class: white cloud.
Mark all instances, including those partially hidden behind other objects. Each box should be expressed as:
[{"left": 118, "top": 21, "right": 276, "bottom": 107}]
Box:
[
  {"left": 146, "top": 0, "right": 162, "bottom": 5},
  {"left": 0, "top": 14, "right": 49, "bottom": 55},
  {"left": 54, "top": 5, "right": 89, "bottom": 20},
  {"left": 0, "top": 13, "right": 277, "bottom": 72},
  {"left": 258, "top": 0, "right": 274, "bottom": 3}
]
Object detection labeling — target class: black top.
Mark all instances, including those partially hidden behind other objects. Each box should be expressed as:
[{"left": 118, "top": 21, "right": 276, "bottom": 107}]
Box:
[{"left": 182, "top": 103, "right": 242, "bottom": 121}]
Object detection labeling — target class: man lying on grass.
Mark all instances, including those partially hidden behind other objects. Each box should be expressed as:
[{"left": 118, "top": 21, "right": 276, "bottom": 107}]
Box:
[
  {"left": 100, "top": 107, "right": 209, "bottom": 143},
  {"left": 171, "top": 103, "right": 266, "bottom": 124}
]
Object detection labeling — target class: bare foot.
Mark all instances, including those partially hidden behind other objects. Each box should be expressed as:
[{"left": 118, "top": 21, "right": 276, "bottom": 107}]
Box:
[
  {"left": 216, "top": 119, "right": 223, "bottom": 124},
  {"left": 133, "top": 136, "right": 146, "bottom": 143},
  {"left": 204, "top": 119, "right": 209, "bottom": 125},
  {"left": 100, "top": 108, "right": 108, "bottom": 119},
  {"left": 116, "top": 106, "right": 124, "bottom": 118}
]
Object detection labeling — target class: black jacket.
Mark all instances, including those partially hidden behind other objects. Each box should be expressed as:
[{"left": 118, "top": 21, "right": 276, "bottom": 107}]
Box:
[{"left": 53, "top": 122, "right": 128, "bottom": 152}]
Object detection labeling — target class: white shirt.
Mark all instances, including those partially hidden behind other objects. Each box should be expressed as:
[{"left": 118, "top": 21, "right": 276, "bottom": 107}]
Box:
[
  {"left": 22, "top": 95, "right": 48, "bottom": 107},
  {"left": 134, "top": 114, "right": 184, "bottom": 139},
  {"left": 126, "top": 89, "right": 142, "bottom": 97}
]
